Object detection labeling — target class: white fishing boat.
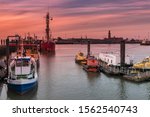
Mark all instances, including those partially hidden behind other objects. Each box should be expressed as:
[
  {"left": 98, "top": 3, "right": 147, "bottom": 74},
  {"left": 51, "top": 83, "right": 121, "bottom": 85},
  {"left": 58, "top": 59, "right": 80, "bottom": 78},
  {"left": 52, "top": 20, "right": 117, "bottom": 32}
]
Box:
[{"left": 7, "top": 56, "right": 38, "bottom": 94}]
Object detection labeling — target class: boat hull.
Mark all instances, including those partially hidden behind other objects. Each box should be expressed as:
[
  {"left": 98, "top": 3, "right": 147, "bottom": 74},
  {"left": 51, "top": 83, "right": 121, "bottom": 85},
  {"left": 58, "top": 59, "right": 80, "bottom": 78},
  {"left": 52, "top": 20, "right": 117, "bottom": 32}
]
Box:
[
  {"left": 8, "top": 71, "right": 38, "bottom": 94},
  {"left": 8, "top": 80, "right": 37, "bottom": 94},
  {"left": 41, "top": 41, "right": 55, "bottom": 52},
  {"left": 75, "top": 59, "right": 87, "bottom": 64},
  {"left": 83, "top": 65, "right": 99, "bottom": 72}
]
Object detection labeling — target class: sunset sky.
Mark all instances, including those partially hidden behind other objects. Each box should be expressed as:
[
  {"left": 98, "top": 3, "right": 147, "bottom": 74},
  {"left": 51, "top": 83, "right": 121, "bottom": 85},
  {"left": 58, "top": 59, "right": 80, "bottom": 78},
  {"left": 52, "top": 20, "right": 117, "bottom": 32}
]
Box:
[{"left": 0, "top": 0, "right": 150, "bottom": 39}]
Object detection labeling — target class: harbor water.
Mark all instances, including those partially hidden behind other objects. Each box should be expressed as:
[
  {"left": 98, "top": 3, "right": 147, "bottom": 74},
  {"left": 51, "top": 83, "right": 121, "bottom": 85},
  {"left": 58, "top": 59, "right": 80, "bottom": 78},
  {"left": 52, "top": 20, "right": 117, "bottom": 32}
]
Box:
[{"left": 1, "top": 44, "right": 150, "bottom": 100}]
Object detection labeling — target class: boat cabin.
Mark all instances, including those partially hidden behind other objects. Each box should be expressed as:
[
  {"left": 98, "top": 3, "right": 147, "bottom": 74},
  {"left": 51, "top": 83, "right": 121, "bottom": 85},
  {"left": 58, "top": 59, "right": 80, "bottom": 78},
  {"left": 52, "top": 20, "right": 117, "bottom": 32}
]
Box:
[
  {"left": 99, "top": 52, "right": 133, "bottom": 66},
  {"left": 86, "top": 56, "right": 99, "bottom": 66},
  {"left": 14, "top": 57, "right": 31, "bottom": 75}
]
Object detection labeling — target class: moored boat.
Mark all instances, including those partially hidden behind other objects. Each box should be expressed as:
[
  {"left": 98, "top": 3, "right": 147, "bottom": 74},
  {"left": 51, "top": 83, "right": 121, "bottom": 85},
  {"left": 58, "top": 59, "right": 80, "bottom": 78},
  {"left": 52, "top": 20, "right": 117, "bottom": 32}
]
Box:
[
  {"left": 75, "top": 52, "right": 86, "bottom": 64},
  {"left": 133, "top": 56, "right": 150, "bottom": 69},
  {"left": 40, "top": 12, "right": 55, "bottom": 52},
  {"left": 41, "top": 41, "right": 55, "bottom": 52},
  {"left": 7, "top": 56, "right": 38, "bottom": 94},
  {"left": 83, "top": 56, "right": 99, "bottom": 72}
]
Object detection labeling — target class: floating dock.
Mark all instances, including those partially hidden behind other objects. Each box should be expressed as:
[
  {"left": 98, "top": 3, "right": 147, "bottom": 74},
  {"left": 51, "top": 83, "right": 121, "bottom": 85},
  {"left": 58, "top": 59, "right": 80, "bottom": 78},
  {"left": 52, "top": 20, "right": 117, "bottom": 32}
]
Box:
[
  {"left": 123, "top": 70, "right": 150, "bottom": 82},
  {"left": 99, "top": 60, "right": 126, "bottom": 75},
  {"left": 99, "top": 60, "right": 150, "bottom": 82},
  {"left": 98, "top": 41, "right": 150, "bottom": 82}
]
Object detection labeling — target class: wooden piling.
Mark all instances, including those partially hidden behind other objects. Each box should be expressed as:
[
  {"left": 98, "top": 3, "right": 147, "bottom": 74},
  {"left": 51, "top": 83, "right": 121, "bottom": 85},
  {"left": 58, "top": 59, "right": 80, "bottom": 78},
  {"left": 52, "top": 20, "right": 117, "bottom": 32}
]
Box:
[
  {"left": 87, "top": 40, "right": 90, "bottom": 57},
  {"left": 6, "top": 38, "right": 9, "bottom": 78},
  {"left": 120, "top": 40, "right": 125, "bottom": 67}
]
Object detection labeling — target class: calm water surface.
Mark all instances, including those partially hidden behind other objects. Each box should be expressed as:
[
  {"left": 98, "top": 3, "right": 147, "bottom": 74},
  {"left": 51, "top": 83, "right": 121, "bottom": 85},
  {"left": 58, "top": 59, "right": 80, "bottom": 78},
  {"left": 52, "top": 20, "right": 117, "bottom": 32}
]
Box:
[{"left": 1, "top": 44, "right": 150, "bottom": 100}]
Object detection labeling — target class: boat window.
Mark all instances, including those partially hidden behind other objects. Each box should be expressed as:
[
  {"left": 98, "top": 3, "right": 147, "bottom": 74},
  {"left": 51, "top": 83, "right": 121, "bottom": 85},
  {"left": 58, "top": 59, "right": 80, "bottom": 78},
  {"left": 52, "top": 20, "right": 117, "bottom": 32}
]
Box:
[
  {"left": 22, "top": 60, "right": 29, "bottom": 66},
  {"left": 16, "top": 60, "right": 29, "bottom": 66},
  {"left": 16, "top": 61, "right": 22, "bottom": 66}
]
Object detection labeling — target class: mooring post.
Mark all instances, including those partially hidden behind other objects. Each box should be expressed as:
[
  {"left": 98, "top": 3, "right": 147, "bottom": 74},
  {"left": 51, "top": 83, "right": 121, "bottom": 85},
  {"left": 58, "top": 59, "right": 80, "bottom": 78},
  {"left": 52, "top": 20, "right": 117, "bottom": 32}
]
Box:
[
  {"left": 39, "top": 40, "right": 42, "bottom": 52},
  {"left": 120, "top": 40, "right": 125, "bottom": 67},
  {"left": 87, "top": 40, "right": 90, "bottom": 57},
  {"left": 6, "top": 38, "right": 9, "bottom": 78}
]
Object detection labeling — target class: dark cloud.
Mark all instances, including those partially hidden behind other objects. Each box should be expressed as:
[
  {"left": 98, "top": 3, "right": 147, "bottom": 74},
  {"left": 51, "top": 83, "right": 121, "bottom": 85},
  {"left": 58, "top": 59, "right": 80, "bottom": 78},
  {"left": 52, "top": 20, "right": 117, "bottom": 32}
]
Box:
[
  {"left": 59, "top": 0, "right": 135, "bottom": 8},
  {"left": 0, "top": 0, "right": 25, "bottom": 4},
  {"left": 55, "top": 0, "right": 150, "bottom": 34},
  {"left": 58, "top": 5, "right": 149, "bottom": 17},
  {"left": 57, "top": 13, "right": 150, "bottom": 32},
  {"left": 55, "top": 0, "right": 150, "bottom": 23}
]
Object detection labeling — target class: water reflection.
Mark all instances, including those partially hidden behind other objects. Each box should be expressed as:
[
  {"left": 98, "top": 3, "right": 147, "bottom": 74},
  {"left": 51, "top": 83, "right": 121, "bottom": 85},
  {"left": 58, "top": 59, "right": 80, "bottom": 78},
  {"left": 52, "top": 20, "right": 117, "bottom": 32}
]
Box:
[
  {"left": 119, "top": 80, "right": 127, "bottom": 100},
  {"left": 144, "top": 82, "right": 150, "bottom": 100},
  {"left": 0, "top": 83, "right": 3, "bottom": 96},
  {"left": 0, "top": 83, "right": 8, "bottom": 100},
  {"left": 86, "top": 72, "right": 100, "bottom": 84}
]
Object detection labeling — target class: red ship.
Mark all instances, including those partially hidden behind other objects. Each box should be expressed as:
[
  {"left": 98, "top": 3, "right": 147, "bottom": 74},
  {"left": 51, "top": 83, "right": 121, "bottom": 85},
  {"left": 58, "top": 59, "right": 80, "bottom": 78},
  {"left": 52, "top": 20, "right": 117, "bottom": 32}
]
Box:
[{"left": 41, "top": 12, "right": 55, "bottom": 52}]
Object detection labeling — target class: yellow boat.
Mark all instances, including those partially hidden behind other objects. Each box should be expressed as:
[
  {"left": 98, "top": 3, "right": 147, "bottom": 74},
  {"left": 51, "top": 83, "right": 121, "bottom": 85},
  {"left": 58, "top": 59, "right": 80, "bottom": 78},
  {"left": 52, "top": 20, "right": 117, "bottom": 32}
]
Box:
[
  {"left": 75, "top": 52, "right": 86, "bottom": 64},
  {"left": 133, "top": 57, "right": 150, "bottom": 69}
]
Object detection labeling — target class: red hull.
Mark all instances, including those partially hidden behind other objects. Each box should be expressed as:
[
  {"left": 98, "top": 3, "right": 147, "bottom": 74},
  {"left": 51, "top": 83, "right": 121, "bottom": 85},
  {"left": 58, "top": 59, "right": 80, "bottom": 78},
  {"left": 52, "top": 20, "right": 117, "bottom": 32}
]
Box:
[{"left": 41, "top": 41, "right": 55, "bottom": 52}]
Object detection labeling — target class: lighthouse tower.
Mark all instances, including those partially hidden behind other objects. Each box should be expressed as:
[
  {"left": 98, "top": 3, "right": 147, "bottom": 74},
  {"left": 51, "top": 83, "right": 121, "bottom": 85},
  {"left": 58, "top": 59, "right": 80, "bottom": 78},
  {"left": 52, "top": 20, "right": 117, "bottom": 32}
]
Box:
[{"left": 108, "top": 30, "right": 111, "bottom": 39}]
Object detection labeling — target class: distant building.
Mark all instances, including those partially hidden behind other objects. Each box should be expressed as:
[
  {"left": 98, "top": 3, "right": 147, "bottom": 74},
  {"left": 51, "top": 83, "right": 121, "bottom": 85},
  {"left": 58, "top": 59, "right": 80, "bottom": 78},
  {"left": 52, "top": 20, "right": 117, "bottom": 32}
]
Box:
[{"left": 108, "top": 30, "right": 111, "bottom": 39}]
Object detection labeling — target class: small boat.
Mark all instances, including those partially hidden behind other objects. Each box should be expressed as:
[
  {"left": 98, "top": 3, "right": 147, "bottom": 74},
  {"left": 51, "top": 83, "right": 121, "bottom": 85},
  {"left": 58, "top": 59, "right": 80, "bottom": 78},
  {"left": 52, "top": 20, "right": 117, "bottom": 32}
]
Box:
[
  {"left": 133, "top": 56, "right": 150, "bottom": 69},
  {"left": 83, "top": 56, "right": 99, "bottom": 72},
  {"left": 75, "top": 52, "right": 87, "bottom": 64},
  {"left": 7, "top": 56, "right": 38, "bottom": 94}
]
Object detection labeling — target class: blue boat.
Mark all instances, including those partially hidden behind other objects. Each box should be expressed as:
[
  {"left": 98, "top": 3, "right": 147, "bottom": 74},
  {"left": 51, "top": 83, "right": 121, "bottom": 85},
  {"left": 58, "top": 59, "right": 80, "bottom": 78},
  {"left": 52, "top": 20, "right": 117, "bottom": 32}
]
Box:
[{"left": 8, "top": 56, "right": 38, "bottom": 94}]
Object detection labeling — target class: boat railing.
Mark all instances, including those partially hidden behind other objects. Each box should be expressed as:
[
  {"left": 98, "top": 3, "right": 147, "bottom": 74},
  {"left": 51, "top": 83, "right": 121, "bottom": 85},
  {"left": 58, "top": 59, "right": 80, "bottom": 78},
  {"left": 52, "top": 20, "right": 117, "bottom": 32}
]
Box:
[
  {"left": 137, "top": 71, "right": 150, "bottom": 78},
  {"left": 123, "top": 68, "right": 150, "bottom": 79}
]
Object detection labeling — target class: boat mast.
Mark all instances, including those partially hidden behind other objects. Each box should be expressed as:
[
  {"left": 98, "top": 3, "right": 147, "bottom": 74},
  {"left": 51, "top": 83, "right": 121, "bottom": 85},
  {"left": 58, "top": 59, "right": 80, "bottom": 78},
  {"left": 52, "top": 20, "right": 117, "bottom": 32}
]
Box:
[{"left": 46, "top": 12, "right": 53, "bottom": 41}]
